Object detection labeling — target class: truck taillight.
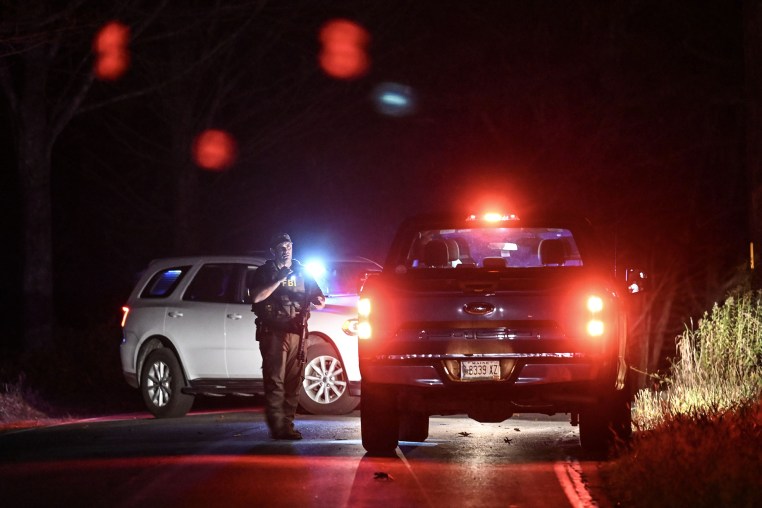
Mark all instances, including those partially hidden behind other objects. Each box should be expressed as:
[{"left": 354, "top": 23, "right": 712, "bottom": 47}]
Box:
[
  {"left": 358, "top": 297, "right": 372, "bottom": 339},
  {"left": 358, "top": 297, "right": 371, "bottom": 317},
  {"left": 358, "top": 321, "right": 372, "bottom": 339},
  {"left": 586, "top": 295, "right": 603, "bottom": 313},
  {"left": 587, "top": 319, "right": 604, "bottom": 336},
  {"left": 585, "top": 295, "right": 605, "bottom": 337},
  {"left": 121, "top": 306, "right": 130, "bottom": 328}
]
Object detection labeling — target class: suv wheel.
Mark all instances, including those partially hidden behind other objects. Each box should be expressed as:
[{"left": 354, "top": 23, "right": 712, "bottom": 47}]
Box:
[
  {"left": 360, "top": 382, "right": 399, "bottom": 455},
  {"left": 140, "top": 348, "right": 195, "bottom": 418},
  {"left": 579, "top": 387, "right": 632, "bottom": 453},
  {"left": 299, "top": 343, "right": 360, "bottom": 415},
  {"left": 399, "top": 412, "right": 429, "bottom": 442}
]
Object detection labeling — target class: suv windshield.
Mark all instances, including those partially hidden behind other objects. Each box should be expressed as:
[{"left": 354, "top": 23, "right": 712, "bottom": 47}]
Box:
[{"left": 404, "top": 227, "right": 582, "bottom": 269}]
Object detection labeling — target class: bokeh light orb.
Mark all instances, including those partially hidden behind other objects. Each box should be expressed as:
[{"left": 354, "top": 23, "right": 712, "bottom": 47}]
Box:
[
  {"left": 93, "top": 21, "right": 130, "bottom": 81},
  {"left": 318, "top": 19, "right": 370, "bottom": 79},
  {"left": 193, "top": 129, "right": 237, "bottom": 171},
  {"left": 372, "top": 82, "right": 416, "bottom": 117}
]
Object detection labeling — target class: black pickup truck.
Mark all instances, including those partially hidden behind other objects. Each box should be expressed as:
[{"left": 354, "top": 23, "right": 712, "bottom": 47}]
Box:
[{"left": 357, "top": 212, "right": 645, "bottom": 455}]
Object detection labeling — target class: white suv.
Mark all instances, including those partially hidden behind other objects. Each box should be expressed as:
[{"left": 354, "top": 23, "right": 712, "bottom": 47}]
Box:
[{"left": 120, "top": 254, "right": 380, "bottom": 418}]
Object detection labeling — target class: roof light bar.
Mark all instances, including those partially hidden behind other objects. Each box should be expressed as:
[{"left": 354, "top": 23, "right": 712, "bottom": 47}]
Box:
[{"left": 466, "top": 213, "right": 520, "bottom": 222}]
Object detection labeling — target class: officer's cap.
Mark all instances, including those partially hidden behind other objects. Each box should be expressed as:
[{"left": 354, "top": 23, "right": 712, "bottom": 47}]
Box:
[{"left": 270, "top": 233, "right": 292, "bottom": 249}]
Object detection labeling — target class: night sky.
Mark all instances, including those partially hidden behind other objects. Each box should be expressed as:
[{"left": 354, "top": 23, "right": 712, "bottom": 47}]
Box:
[{"left": 1, "top": 1, "right": 748, "bottom": 348}]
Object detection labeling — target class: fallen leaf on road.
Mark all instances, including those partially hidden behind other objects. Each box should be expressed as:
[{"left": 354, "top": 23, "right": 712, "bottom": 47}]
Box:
[{"left": 458, "top": 431, "right": 471, "bottom": 437}]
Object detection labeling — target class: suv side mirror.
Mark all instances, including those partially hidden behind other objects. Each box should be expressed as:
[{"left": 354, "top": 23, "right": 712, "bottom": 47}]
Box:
[{"left": 626, "top": 269, "right": 647, "bottom": 294}]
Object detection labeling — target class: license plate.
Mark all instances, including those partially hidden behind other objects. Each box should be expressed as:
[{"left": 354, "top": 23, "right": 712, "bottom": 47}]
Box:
[{"left": 461, "top": 360, "right": 501, "bottom": 380}]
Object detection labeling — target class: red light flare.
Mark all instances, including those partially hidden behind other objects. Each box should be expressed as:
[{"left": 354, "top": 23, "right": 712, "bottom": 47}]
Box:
[
  {"left": 318, "top": 19, "right": 370, "bottom": 79},
  {"left": 453, "top": 174, "right": 531, "bottom": 217},
  {"left": 93, "top": 21, "right": 130, "bottom": 81},
  {"left": 192, "top": 129, "right": 237, "bottom": 171}
]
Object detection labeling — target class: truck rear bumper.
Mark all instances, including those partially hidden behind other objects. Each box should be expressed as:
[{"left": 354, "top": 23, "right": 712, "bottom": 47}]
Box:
[
  {"left": 361, "top": 360, "right": 619, "bottom": 418},
  {"left": 361, "top": 359, "right": 602, "bottom": 387}
]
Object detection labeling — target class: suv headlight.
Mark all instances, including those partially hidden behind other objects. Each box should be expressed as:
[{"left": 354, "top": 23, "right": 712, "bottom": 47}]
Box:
[{"left": 342, "top": 318, "right": 359, "bottom": 336}]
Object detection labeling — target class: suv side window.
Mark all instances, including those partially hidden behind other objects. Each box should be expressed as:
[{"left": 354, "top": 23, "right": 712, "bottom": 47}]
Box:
[
  {"left": 244, "top": 265, "right": 260, "bottom": 303},
  {"left": 183, "top": 264, "right": 236, "bottom": 303},
  {"left": 140, "top": 266, "right": 192, "bottom": 298}
]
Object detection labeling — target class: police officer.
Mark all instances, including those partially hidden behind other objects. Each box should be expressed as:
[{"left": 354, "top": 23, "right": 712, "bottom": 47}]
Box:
[{"left": 251, "top": 233, "right": 325, "bottom": 440}]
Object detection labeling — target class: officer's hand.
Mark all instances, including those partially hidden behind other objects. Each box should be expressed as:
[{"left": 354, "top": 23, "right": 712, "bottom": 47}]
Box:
[
  {"left": 312, "top": 295, "right": 326, "bottom": 310},
  {"left": 277, "top": 267, "right": 293, "bottom": 281}
]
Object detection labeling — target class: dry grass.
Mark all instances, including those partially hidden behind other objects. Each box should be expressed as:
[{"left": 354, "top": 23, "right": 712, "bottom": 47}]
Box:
[
  {"left": 634, "top": 291, "right": 762, "bottom": 430},
  {"left": 0, "top": 377, "right": 49, "bottom": 421},
  {"left": 0, "top": 322, "right": 141, "bottom": 426},
  {"left": 602, "top": 290, "right": 762, "bottom": 507},
  {"left": 602, "top": 403, "right": 762, "bottom": 508}
]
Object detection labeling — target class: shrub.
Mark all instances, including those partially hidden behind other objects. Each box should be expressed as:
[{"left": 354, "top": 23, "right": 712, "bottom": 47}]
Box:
[{"left": 634, "top": 290, "right": 762, "bottom": 429}]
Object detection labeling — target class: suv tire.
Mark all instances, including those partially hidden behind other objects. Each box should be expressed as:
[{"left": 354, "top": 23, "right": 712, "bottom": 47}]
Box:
[
  {"left": 360, "top": 382, "right": 399, "bottom": 455},
  {"left": 299, "top": 343, "right": 360, "bottom": 415},
  {"left": 140, "top": 348, "right": 195, "bottom": 418},
  {"left": 579, "top": 387, "right": 632, "bottom": 453}
]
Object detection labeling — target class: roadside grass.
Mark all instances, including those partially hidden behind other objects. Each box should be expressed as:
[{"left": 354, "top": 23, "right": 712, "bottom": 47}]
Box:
[
  {"left": 0, "top": 374, "right": 52, "bottom": 425},
  {"left": 0, "top": 322, "right": 141, "bottom": 425},
  {"left": 602, "top": 290, "right": 762, "bottom": 508}
]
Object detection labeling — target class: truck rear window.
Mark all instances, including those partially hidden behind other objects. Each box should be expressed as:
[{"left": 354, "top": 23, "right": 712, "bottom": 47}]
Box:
[{"left": 405, "top": 227, "right": 582, "bottom": 269}]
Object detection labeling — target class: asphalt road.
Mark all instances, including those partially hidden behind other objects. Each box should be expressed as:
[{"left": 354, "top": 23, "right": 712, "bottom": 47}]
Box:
[{"left": 0, "top": 403, "right": 612, "bottom": 507}]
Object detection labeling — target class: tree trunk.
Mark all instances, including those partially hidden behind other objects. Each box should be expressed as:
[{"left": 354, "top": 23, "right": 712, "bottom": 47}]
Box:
[{"left": 18, "top": 45, "right": 54, "bottom": 351}]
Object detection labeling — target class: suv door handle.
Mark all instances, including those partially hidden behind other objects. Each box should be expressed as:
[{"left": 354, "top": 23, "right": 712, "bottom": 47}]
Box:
[
  {"left": 168, "top": 311, "right": 184, "bottom": 318},
  {"left": 227, "top": 313, "right": 243, "bottom": 320}
]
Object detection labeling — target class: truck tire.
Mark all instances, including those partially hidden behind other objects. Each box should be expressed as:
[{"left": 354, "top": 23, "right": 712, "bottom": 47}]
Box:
[
  {"left": 360, "top": 382, "right": 399, "bottom": 455},
  {"left": 399, "top": 412, "right": 429, "bottom": 442},
  {"left": 299, "top": 343, "right": 360, "bottom": 415},
  {"left": 579, "top": 387, "right": 632, "bottom": 453},
  {"left": 140, "top": 348, "right": 195, "bottom": 418}
]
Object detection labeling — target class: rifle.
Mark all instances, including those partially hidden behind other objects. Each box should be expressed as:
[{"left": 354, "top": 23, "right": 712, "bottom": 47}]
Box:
[{"left": 296, "top": 285, "right": 311, "bottom": 379}]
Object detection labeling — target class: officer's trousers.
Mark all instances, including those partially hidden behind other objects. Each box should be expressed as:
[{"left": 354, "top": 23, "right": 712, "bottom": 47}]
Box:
[{"left": 259, "top": 329, "right": 301, "bottom": 434}]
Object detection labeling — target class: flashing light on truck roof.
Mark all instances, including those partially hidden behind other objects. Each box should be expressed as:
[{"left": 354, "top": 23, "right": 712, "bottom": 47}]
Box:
[{"left": 466, "top": 212, "right": 520, "bottom": 222}]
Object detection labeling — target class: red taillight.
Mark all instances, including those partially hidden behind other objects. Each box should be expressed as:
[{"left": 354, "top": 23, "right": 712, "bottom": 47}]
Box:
[
  {"left": 586, "top": 319, "right": 605, "bottom": 337},
  {"left": 586, "top": 295, "right": 604, "bottom": 313},
  {"left": 358, "top": 297, "right": 372, "bottom": 339},
  {"left": 584, "top": 294, "right": 607, "bottom": 338},
  {"left": 121, "top": 306, "right": 130, "bottom": 328},
  {"left": 564, "top": 286, "right": 611, "bottom": 340}
]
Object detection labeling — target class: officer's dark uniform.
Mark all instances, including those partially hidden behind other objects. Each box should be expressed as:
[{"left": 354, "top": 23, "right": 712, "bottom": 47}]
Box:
[{"left": 251, "top": 258, "right": 324, "bottom": 439}]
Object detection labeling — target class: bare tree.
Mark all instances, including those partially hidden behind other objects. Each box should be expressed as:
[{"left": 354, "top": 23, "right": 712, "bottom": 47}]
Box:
[
  {"left": 0, "top": 0, "right": 260, "bottom": 349},
  {"left": 0, "top": 2, "right": 122, "bottom": 349}
]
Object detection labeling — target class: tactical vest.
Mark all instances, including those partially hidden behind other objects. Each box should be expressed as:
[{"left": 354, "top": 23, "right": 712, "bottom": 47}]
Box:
[{"left": 252, "top": 260, "right": 309, "bottom": 323}]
